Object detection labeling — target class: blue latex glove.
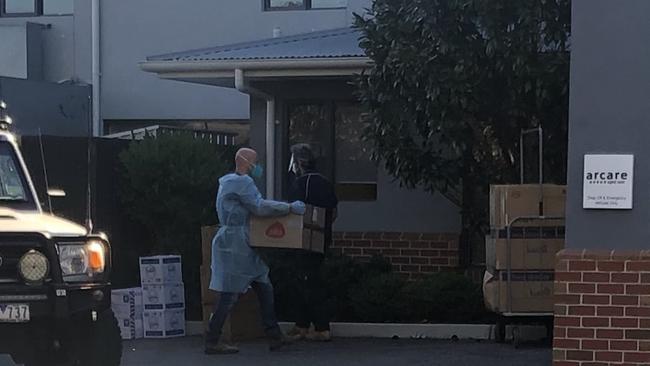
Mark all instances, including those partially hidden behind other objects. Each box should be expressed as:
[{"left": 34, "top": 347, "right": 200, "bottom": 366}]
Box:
[{"left": 290, "top": 201, "right": 306, "bottom": 215}]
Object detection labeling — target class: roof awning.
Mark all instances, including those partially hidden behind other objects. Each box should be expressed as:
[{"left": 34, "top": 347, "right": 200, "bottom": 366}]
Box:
[{"left": 140, "top": 28, "right": 371, "bottom": 87}]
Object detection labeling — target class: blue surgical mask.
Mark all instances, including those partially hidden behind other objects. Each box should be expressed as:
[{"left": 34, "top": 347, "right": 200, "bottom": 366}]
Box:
[
  {"left": 250, "top": 164, "right": 264, "bottom": 179},
  {"left": 238, "top": 153, "right": 263, "bottom": 179}
]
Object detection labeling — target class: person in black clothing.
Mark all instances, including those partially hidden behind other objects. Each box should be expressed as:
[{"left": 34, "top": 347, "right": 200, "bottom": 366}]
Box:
[{"left": 285, "top": 143, "right": 338, "bottom": 342}]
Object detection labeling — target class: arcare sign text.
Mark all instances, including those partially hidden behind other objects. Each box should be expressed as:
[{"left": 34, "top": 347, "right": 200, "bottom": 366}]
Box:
[{"left": 583, "top": 154, "right": 634, "bottom": 209}]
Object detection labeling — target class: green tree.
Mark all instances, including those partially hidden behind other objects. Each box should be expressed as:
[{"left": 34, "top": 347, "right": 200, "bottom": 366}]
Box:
[{"left": 354, "top": 0, "right": 570, "bottom": 265}]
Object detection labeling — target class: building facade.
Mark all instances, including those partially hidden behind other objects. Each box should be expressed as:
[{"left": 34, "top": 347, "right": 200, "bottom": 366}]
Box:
[
  {"left": 0, "top": 1, "right": 462, "bottom": 277},
  {"left": 0, "top": 0, "right": 372, "bottom": 132},
  {"left": 553, "top": 0, "right": 650, "bottom": 364}
]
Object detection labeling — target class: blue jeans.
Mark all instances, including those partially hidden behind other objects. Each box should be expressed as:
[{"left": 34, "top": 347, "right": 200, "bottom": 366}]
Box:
[{"left": 206, "top": 281, "right": 282, "bottom": 344}]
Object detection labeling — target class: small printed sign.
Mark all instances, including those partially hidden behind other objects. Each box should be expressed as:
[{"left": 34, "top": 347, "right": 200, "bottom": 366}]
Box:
[{"left": 583, "top": 154, "right": 634, "bottom": 209}]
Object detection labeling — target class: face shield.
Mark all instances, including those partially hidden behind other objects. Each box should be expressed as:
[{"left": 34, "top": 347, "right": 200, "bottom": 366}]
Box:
[{"left": 288, "top": 154, "right": 296, "bottom": 174}]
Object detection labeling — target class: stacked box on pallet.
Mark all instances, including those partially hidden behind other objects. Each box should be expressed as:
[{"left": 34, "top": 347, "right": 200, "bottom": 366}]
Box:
[
  {"left": 200, "top": 226, "right": 265, "bottom": 342},
  {"left": 139, "top": 255, "right": 185, "bottom": 338},
  {"left": 483, "top": 184, "right": 566, "bottom": 314},
  {"left": 111, "top": 287, "right": 144, "bottom": 340}
]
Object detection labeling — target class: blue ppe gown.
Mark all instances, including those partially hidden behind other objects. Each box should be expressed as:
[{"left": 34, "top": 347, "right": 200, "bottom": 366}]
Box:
[{"left": 210, "top": 173, "right": 291, "bottom": 294}]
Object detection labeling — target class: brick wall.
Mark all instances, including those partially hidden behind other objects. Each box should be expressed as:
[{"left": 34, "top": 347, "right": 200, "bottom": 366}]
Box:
[
  {"left": 554, "top": 249, "right": 650, "bottom": 366},
  {"left": 330, "top": 232, "right": 459, "bottom": 279}
]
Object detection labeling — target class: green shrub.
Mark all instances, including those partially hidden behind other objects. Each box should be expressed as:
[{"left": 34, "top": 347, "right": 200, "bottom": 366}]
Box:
[
  {"left": 403, "top": 272, "right": 486, "bottom": 323},
  {"left": 118, "top": 134, "right": 237, "bottom": 319},
  {"left": 349, "top": 272, "right": 408, "bottom": 323},
  {"left": 271, "top": 252, "right": 487, "bottom": 324},
  {"left": 323, "top": 254, "right": 393, "bottom": 321}
]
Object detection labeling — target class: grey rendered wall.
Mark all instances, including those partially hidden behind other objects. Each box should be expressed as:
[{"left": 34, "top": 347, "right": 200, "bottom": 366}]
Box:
[
  {"left": 566, "top": 0, "right": 650, "bottom": 249},
  {"left": 97, "top": 0, "right": 371, "bottom": 120},
  {"left": 1, "top": 1, "right": 372, "bottom": 121},
  {"left": 0, "top": 77, "right": 90, "bottom": 136},
  {"left": 334, "top": 171, "right": 460, "bottom": 233},
  {"left": 0, "top": 16, "right": 76, "bottom": 82},
  {"left": 0, "top": 25, "right": 28, "bottom": 79}
]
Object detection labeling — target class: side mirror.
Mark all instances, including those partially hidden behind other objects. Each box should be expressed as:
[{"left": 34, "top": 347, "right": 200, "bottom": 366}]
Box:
[{"left": 47, "top": 189, "right": 66, "bottom": 198}]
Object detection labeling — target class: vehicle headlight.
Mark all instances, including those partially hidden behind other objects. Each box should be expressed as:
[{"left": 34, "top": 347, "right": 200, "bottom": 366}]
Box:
[
  {"left": 19, "top": 250, "right": 49, "bottom": 283},
  {"left": 57, "top": 241, "right": 106, "bottom": 281}
]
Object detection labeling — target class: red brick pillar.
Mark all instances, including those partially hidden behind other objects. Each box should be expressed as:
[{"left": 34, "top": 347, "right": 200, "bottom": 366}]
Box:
[{"left": 554, "top": 249, "right": 650, "bottom": 365}]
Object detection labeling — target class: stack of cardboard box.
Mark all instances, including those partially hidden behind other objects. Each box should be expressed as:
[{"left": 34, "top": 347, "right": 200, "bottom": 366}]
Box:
[
  {"left": 111, "top": 287, "right": 144, "bottom": 340},
  {"left": 140, "top": 255, "right": 186, "bottom": 338},
  {"left": 200, "top": 226, "right": 264, "bottom": 342},
  {"left": 483, "top": 184, "right": 566, "bottom": 313}
]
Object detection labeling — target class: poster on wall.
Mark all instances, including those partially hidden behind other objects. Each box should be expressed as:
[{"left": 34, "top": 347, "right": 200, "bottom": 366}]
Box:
[{"left": 583, "top": 154, "right": 634, "bottom": 209}]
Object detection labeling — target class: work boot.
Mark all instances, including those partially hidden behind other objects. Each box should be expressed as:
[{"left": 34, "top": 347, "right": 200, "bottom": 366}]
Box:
[
  {"left": 306, "top": 330, "right": 332, "bottom": 342},
  {"left": 286, "top": 326, "right": 309, "bottom": 341},
  {"left": 269, "top": 335, "right": 293, "bottom": 352},
  {"left": 204, "top": 342, "right": 239, "bottom": 355}
]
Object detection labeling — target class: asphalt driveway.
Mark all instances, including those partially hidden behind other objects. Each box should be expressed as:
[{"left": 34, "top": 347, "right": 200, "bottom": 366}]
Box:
[{"left": 121, "top": 337, "right": 551, "bottom": 366}]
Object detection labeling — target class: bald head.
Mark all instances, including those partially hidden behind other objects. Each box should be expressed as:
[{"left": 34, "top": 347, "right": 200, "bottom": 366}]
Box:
[{"left": 235, "top": 148, "right": 257, "bottom": 174}]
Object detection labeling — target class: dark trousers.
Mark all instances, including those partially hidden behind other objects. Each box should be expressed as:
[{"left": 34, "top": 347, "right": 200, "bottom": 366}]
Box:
[
  {"left": 206, "top": 281, "right": 282, "bottom": 344},
  {"left": 291, "top": 257, "right": 330, "bottom": 332}
]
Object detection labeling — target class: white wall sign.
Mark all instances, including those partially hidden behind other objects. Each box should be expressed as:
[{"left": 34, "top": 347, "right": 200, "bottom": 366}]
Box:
[{"left": 583, "top": 154, "right": 634, "bottom": 209}]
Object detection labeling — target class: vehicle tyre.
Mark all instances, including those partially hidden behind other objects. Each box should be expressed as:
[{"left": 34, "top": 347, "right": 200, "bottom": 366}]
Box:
[{"left": 63, "top": 309, "right": 123, "bottom": 366}]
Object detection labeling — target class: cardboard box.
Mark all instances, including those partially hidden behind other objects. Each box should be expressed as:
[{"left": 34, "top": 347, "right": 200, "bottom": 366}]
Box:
[
  {"left": 485, "top": 237, "right": 564, "bottom": 271},
  {"left": 111, "top": 287, "right": 144, "bottom": 320},
  {"left": 250, "top": 210, "right": 326, "bottom": 252},
  {"left": 202, "top": 290, "right": 264, "bottom": 342},
  {"left": 143, "top": 309, "right": 185, "bottom": 338},
  {"left": 201, "top": 226, "right": 218, "bottom": 266},
  {"left": 200, "top": 265, "right": 217, "bottom": 305},
  {"left": 111, "top": 287, "right": 143, "bottom": 309},
  {"left": 139, "top": 255, "right": 183, "bottom": 284},
  {"left": 489, "top": 184, "right": 567, "bottom": 228},
  {"left": 483, "top": 270, "right": 554, "bottom": 313},
  {"left": 142, "top": 283, "right": 185, "bottom": 310},
  {"left": 118, "top": 318, "right": 144, "bottom": 340},
  {"left": 305, "top": 205, "right": 327, "bottom": 228}
]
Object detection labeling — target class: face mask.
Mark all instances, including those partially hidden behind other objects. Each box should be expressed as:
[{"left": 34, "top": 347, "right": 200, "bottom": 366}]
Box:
[
  {"left": 238, "top": 153, "right": 264, "bottom": 179},
  {"left": 250, "top": 164, "right": 264, "bottom": 179}
]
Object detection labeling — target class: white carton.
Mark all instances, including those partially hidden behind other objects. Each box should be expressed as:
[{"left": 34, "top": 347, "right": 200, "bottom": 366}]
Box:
[
  {"left": 143, "top": 309, "right": 185, "bottom": 338},
  {"left": 142, "top": 283, "right": 185, "bottom": 311},
  {"left": 139, "top": 255, "right": 183, "bottom": 284},
  {"left": 111, "top": 288, "right": 144, "bottom": 340},
  {"left": 111, "top": 287, "right": 143, "bottom": 306},
  {"left": 118, "top": 318, "right": 144, "bottom": 340},
  {"left": 111, "top": 287, "right": 143, "bottom": 322},
  {"left": 111, "top": 287, "right": 143, "bottom": 314}
]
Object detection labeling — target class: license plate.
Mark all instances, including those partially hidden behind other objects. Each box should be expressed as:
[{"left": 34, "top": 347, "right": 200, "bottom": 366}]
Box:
[{"left": 0, "top": 304, "right": 30, "bottom": 323}]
